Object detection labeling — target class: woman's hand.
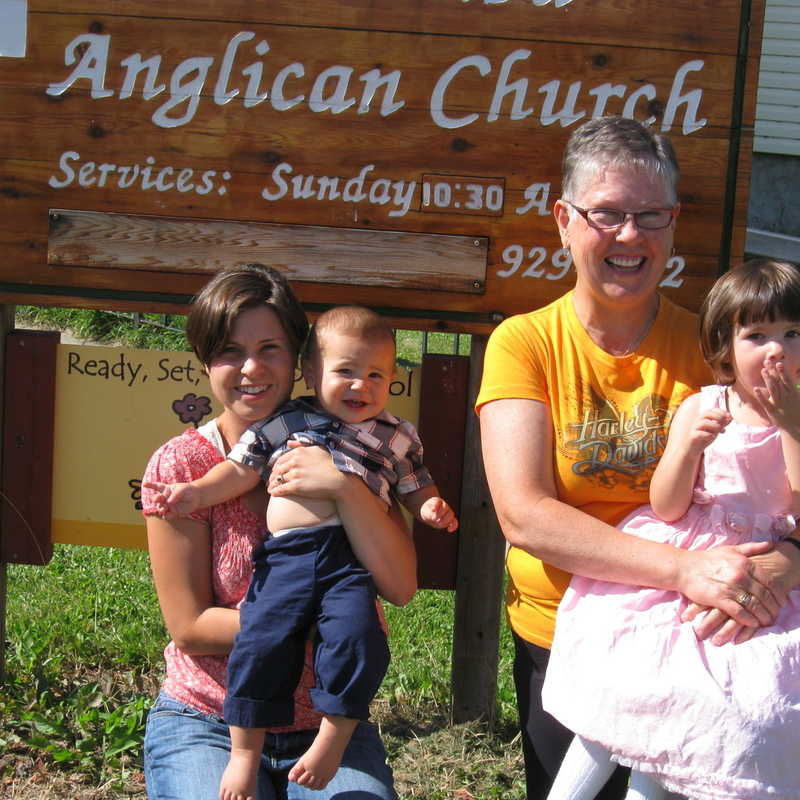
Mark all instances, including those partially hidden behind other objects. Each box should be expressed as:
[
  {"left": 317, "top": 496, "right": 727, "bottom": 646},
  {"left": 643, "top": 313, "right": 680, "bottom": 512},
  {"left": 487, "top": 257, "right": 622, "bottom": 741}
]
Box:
[
  {"left": 269, "top": 440, "right": 417, "bottom": 606},
  {"left": 681, "top": 605, "right": 758, "bottom": 646},
  {"left": 681, "top": 542, "right": 800, "bottom": 645},
  {"left": 267, "top": 440, "right": 348, "bottom": 499},
  {"left": 677, "top": 541, "right": 782, "bottom": 622}
]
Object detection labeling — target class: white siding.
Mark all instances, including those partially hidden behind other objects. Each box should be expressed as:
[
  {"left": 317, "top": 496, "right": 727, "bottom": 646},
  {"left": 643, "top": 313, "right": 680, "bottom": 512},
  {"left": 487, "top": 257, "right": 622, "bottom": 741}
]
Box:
[{"left": 755, "top": 1, "right": 800, "bottom": 155}]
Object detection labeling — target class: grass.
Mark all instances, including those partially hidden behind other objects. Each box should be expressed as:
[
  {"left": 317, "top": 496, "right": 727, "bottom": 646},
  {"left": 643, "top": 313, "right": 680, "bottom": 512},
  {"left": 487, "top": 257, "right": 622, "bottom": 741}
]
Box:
[
  {"left": 15, "top": 306, "right": 473, "bottom": 366},
  {"left": 2, "top": 306, "right": 522, "bottom": 798},
  {"left": 2, "top": 547, "right": 161, "bottom": 795},
  {"left": 15, "top": 307, "right": 189, "bottom": 352},
  {"left": 3, "top": 548, "right": 523, "bottom": 798}
]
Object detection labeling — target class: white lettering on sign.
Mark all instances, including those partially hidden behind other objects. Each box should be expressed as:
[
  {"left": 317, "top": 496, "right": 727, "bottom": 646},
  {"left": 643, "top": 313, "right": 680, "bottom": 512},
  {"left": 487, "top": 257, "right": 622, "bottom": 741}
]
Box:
[
  {"left": 261, "top": 162, "right": 417, "bottom": 218},
  {"left": 48, "top": 151, "right": 232, "bottom": 196},
  {"left": 659, "top": 256, "right": 686, "bottom": 287},
  {"left": 46, "top": 33, "right": 406, "bottom": 129},
  {"left": 515, "top": 182, "right": 551, "bottom": 215},
  {"left": 432, "top": 51, "right": 707, "bottom": 135},
  {"left": 421, "top": 175, "right": 505, "bottom": 216},
  {"left": 45, "top": 32, "right": 707, "bottom": 137},
  {"left": 497, "top": 244, "right": 686, "bottom": 287},
  {"left": 497, "top": 245, "right": 573, "bottom": 280}
]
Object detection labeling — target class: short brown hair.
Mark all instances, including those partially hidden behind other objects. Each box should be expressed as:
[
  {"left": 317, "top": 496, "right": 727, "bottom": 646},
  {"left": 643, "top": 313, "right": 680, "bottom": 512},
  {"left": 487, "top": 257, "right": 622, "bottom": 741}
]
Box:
[
  {"left": 186, "top": 263, "right": 309, "bottom": 365},
  {"left": 561, "top": 116, "right": 680, "bottom": 204},
  {"left": 302, "top": 306, "right": 395, "bottom": 364},
  {"left": 700, "top": 258, "right": 800, "bottom": 383}
]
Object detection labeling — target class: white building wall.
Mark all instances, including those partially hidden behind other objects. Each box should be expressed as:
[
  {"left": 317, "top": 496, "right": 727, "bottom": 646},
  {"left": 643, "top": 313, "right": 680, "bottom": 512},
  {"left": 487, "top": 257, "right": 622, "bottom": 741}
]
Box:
[{"left": 755, "top": 0, "right": 800, "bottom": 155}]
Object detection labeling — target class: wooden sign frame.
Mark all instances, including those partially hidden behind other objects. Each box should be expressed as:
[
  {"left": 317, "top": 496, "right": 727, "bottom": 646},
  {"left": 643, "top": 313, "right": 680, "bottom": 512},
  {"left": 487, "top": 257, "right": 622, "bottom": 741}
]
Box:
[{"left": 0, "top": 1, "right": 765, "bottom": 332}]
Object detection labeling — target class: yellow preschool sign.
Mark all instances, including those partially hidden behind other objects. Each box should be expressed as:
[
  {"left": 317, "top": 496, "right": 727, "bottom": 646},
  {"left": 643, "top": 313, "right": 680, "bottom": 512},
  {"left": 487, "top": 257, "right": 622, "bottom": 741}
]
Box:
[{"left": 52, "top": 344, "right": 420, "bottom": 550}]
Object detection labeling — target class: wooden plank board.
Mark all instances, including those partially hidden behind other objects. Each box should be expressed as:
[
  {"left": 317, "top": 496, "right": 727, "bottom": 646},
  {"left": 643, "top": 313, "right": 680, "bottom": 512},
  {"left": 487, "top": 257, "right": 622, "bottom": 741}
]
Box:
[
  {"left": 29, "top": 0, "right": 750, "bottom": 54},
  {"left": 47, "top": 210, "right": 489, "bottom": 293},
  {"left": 413, "top": 354, "right": 468, "bottom": 591},
  {"left": 450, "top": 336, "right": 505, "bottom": 723},
  {"left": 1, "top": 330, "right": 58, "bottom": 566}
]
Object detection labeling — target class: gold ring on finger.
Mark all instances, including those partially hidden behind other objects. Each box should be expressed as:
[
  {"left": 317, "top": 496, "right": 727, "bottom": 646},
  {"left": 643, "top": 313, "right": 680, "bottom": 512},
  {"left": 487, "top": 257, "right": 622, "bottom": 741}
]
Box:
[{"left": 735, "top": 590, "right": 752, "bottom": 608}]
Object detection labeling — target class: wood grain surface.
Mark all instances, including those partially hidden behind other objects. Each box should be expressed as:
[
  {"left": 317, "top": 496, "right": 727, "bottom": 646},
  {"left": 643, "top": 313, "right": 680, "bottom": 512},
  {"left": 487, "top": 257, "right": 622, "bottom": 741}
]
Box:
[{"left": 0, "top": 0, "right": 766, "bottom": 327}]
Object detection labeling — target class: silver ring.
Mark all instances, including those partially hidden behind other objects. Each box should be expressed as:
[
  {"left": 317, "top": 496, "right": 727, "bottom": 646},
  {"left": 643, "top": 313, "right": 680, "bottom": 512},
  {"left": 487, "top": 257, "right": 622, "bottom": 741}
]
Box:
[
  {"left": 735, "top": 590, "right": 752, "bottom": 608},
  {"left": 275, "top": 474, "right": 285, "bottom": 484}
]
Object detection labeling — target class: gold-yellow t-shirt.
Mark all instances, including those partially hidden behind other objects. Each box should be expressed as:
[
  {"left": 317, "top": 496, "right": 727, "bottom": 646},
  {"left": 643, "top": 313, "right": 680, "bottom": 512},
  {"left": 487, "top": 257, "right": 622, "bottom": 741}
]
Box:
[{"left": 476, "top": 291, "right": 710, "bottom": 648}]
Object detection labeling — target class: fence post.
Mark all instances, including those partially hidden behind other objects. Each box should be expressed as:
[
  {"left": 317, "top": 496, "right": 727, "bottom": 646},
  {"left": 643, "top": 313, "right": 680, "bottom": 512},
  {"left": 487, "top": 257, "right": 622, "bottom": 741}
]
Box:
[
  {"left": 0, "top": 304, "right": 16, "bottom": 681},
  {"left": 451, "top": 335, "right": 505, "bottom": 724}
]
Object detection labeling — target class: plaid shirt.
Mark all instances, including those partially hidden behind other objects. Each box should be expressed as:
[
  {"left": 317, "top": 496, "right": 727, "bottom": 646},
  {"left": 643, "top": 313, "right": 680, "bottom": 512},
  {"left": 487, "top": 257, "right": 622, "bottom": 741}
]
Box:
[{"left": 228, "top": 397, "right": 433, "bottom": 506}]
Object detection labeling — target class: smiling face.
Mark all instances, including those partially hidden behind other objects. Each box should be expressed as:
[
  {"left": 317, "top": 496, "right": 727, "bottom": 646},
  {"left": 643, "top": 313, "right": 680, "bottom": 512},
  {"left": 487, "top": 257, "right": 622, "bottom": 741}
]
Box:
[
  {"left": 554, "top": 167, "right": 678, "bottom": 316},
  {"left": 206, "top": 305, "right": 295, "bottom": 442},
  {"left": 730, "top": 317, "right": 800, "bottom": 404},
  {"left": 302, "top": 329, "right": 395, "bottom": 424}
]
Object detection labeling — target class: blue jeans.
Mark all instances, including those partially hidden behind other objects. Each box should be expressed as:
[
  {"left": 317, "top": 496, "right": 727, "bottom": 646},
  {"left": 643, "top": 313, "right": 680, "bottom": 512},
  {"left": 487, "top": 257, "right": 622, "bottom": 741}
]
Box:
[{"left": 144, "top": 694, "right": 397, "bottom": 800}]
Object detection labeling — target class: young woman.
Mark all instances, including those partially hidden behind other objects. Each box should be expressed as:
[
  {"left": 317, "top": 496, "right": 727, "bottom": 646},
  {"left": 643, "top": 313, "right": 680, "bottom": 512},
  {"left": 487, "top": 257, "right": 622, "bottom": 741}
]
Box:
[{"left": 142, "top": 263, "right": 414, "bottom": 799}]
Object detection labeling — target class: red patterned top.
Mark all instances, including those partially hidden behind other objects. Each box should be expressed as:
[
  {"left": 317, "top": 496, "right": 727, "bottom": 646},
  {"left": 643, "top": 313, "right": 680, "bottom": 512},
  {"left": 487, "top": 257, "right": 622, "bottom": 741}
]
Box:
[{"left": 142, "top": 425, "right": 319, "bottom": 729}]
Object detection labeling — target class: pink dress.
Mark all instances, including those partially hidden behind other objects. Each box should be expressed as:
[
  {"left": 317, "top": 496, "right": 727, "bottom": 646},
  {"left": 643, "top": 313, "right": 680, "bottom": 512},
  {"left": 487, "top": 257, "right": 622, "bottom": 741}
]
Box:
[{"left": 542, "top": 385, "right": 800, "bottom": 800}]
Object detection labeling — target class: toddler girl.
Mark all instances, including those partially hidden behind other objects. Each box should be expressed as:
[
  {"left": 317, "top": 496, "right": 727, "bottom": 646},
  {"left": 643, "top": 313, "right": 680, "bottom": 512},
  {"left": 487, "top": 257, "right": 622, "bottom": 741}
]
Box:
[{"left": 542, "top": 258, "right": 800, "bottom": 800}]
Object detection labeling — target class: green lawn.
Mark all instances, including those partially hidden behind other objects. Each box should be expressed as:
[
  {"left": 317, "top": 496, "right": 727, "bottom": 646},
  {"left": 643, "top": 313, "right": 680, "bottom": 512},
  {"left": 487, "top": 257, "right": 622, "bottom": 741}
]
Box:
[{"left": 2, "top": 545, "right": 519, "bottom": 794}]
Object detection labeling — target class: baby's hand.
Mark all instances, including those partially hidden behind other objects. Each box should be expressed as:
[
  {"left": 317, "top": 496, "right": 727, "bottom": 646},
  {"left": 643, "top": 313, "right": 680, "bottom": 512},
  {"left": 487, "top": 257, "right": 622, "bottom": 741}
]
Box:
[
  {"left": 419, "top": 496, "right": 459, "bottom": 532},
  {"left": 755, "top": 358, "right": 800, "bottom": 435},
  {"left": 143, "top": 480, "right": 201, "bottom": 518},
  {"left": 688, "top": 408, "right": 731, "bottom": 453}
]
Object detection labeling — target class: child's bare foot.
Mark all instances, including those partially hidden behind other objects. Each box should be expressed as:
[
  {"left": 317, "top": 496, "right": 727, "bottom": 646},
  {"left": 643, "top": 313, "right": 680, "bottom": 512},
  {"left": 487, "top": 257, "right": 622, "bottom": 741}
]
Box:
[
  {"left": 219, "top": 746, "right": 260, "bottom": 800},
  {"left": 288, "top": 715, "right": 358, "bottom": 790}
]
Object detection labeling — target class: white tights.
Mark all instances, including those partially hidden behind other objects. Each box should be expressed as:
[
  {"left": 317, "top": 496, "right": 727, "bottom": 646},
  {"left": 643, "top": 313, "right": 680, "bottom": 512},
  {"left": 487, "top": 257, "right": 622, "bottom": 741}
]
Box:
[{"left": 546, "top": 736, "right": 667, "bottom": 800}]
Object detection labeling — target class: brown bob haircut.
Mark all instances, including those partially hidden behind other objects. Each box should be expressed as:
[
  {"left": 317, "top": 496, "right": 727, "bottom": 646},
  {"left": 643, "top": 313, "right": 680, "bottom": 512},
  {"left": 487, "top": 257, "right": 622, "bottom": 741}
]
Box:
[
  {"left": 302, "top": 305, "right": 395, "bottom": 365},
  {"left": 700, "top": 258, "right": 800, "bottom": 384},
  {"left": 186, "top": 263, "right": 309, "bottom": 366}
]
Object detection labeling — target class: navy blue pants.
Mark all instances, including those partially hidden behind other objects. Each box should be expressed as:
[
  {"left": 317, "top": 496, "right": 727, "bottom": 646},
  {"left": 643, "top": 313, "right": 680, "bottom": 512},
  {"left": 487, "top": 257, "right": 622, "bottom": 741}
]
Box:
[{"left": 223, "top": 524, "right": 390, "bottom": 729}]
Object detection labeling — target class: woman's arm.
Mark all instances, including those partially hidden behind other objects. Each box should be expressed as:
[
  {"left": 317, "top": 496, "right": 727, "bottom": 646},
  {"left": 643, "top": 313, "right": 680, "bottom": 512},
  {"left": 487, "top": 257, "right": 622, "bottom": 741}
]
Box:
[
  {"left": 268, "top": 443, "right": 417, "bottom": 606},
  {"left": 479, "top": 397, "right": 781, "bottom": 629},
  {"left": 146, "top": 514, "right": 240, "bottom": 655},
  {"left": 649, "top": 393, "right": 731, "bottom": 521}
]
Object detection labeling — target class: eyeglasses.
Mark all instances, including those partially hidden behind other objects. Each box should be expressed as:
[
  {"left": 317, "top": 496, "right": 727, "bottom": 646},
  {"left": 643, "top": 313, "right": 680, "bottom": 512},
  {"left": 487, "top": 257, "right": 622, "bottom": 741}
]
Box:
[{"left": 565, "top": 202, "right": 678, "bottom": 231}]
